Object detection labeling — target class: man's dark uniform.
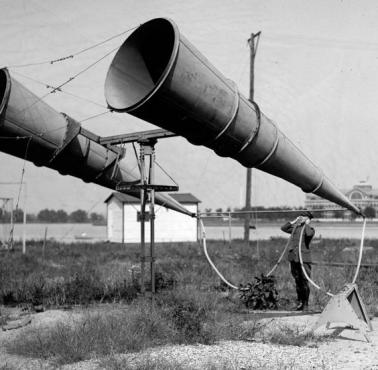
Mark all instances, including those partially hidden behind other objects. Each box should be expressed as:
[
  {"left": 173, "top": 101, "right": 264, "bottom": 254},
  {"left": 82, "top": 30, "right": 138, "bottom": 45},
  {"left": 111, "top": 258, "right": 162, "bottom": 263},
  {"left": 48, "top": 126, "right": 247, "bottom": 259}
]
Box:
[{"left": 281, "top": 214, "right": 315, "bottom": 310}]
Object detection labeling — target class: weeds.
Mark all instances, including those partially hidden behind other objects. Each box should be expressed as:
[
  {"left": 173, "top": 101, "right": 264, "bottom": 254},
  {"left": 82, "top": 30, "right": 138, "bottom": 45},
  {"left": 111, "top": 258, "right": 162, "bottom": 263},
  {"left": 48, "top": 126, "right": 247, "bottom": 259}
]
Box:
[
  {"left": 5, "top": 302, "right": 177, "bottom": 365},
  {"left": 1, "top": 238, "right": 376, "bottom": 313},
  {"left": 156, "top": 287, "right": 220, "bottom": 344},
  {"left": 1, "top": 237, "right": 377, "bottom": 366},
  {"left": 259, "top": 324, "right": 331, "bottom": 347}
]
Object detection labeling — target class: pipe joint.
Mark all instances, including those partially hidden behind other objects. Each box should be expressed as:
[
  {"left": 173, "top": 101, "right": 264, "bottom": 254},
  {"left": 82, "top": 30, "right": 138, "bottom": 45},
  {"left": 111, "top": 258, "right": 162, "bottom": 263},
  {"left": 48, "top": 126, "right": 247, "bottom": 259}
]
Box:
[
  {"left": 210, "top": 81, "right": 240, "bottom": 150},
  {"left": 255, "top": 124, "right": 279, "bottom": 168},
  {"left": 238, "top": 100, "right": 262, "bottom": 155}
]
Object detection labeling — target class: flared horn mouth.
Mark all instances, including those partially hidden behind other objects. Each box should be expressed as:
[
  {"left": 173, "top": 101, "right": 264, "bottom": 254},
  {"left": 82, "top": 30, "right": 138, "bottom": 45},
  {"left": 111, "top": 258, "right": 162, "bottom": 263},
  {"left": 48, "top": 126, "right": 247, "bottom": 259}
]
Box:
[
  {"left": 0, "top": 68, "right": 192, "bottom": 217},
  {"left": 105, "top": 18, "right": 180, "bottom": 113},
  {"left": 105, "top": 18, "right": 360, "bottom": 215}
]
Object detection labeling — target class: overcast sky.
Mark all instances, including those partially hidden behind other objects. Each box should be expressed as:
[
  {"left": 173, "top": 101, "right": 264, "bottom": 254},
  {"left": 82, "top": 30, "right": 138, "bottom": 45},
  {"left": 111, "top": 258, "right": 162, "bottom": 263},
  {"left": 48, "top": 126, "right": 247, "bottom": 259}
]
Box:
[{"left": 1, "top": 0, "right": 378, "bottom": 214}]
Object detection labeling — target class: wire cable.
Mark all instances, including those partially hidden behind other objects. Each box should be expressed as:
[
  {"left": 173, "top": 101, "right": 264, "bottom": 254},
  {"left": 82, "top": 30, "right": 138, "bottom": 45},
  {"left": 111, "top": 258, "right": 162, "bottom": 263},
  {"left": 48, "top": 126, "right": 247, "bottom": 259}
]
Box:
[
  {"left": 154, "top": 160, "right": 179, "bottom": 186},
  {"left": 17, "top": 46, "right": 119, "bottom": 115},
  {"left": 58, "top": 199, "right": 103, "bottom": 242},
  {"left": 7, "top": 138, "right": 31, "bottom": 246},
  {"left": 79, "top": 110, "right": 112, "bottom": 123},
  {"left": 0, "top": 136, "right": 33, "bottom": 140},
  {"left": 12, "top": 71, "right": 108, "bottom": 109},
  {"left": 5, "top": 25, "right": 139, "bottom": 69}
]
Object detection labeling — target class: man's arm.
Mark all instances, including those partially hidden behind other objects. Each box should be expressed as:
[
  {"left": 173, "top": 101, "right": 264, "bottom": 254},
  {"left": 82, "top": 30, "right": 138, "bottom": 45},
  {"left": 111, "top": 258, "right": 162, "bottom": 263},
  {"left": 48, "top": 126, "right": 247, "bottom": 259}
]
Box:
[{"left": 281, "top": 221, "right": 294, "bottom": 234}]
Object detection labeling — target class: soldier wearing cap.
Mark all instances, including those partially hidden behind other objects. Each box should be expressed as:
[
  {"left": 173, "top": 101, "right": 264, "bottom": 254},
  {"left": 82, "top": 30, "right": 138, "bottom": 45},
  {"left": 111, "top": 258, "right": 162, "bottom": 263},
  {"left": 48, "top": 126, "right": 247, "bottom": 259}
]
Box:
[{"left": 281, "top": 211, "right": 315, "bottom": 311}]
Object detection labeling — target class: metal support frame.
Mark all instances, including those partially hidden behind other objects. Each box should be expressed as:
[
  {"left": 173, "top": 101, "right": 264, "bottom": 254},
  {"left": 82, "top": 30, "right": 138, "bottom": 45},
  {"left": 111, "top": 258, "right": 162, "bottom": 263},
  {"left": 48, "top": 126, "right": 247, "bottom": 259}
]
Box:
[
  {"left": 114, "top": 134, "right": 179, "bottom": 300},
  {"left": 137, "top": 138, "right": 179, "bottom": 300},
  {"left": 313, "top": 283, "right": 373, "bottom": 342},
  {"left": 99, "top": 129, "right": 177, "bottom": 146}
]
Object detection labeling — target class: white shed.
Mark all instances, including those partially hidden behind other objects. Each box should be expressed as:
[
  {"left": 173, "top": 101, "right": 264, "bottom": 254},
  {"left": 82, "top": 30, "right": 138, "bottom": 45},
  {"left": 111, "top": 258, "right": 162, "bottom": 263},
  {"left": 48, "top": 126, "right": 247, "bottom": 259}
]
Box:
[{"left": 105, "top": 192, "right": 201, "bottom": 243}]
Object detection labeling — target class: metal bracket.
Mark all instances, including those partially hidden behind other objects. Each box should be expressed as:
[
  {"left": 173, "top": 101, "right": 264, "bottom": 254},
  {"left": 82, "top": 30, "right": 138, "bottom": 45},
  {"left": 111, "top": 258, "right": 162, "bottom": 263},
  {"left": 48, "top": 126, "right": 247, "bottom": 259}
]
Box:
[
  {"left": 116, "top": 183, "right": 179, "bottom": 192},
  {"left": 48, "top": 114, "right": 81, "bottom": 164},
  {"left": 99, "top": 129, "right": 177, "bottom": 145}
]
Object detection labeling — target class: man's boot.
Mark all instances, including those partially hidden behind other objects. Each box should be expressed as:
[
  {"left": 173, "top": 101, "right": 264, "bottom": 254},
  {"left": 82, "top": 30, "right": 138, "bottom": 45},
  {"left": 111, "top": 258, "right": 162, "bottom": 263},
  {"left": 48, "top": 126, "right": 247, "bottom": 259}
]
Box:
[{"left": 295, "top": 301, "right": 304, "bottom": 311}]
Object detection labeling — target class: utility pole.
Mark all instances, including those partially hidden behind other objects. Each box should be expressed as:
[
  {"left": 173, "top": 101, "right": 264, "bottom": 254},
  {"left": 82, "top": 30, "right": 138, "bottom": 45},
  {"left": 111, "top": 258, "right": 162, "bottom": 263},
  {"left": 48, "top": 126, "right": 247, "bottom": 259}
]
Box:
[{"left": 244, "top": 31, "right": 261, "bottom": 242}]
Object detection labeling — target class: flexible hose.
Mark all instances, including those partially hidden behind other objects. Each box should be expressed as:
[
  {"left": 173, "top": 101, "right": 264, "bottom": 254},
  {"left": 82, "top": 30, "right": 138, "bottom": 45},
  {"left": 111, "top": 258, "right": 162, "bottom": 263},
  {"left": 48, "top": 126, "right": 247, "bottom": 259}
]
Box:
[
  {"left": 199, "top": 217, "right": 294, "bottom": 289},
  {"left": 199, "top": 218, "right": 239, "bottom": 290},
  {"left": 298, "top": 226, "right": 334, "bottom": 297},
  {"left": 298, "top": 217, "right": 367, "bottom": 296},
  {"left": 200, "top": 214, "right": 367, "bottom": 294},
  {"left": 266, "top": 236, "right": 292, "bottom": 277},
  {"left": 352, "top": 217, "right": 367, "bottom": 284}
]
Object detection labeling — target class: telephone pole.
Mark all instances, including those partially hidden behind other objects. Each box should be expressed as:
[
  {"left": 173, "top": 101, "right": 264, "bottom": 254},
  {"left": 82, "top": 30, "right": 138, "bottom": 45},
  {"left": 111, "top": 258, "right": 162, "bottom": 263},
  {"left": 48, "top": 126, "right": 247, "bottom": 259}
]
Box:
[{"left": 244, "top": 31, "right": 261, "bottom": 242}]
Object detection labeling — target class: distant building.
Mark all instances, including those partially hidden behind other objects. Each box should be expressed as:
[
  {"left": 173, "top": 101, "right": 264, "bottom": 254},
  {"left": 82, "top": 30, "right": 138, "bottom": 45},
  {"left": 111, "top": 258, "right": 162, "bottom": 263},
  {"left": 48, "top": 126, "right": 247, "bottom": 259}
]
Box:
[
  {"left": 105, "top": 192, "right": 201, "bottom": 243},
  {"left": 305, "top": 181, "right": 378, "bottom": 217}
]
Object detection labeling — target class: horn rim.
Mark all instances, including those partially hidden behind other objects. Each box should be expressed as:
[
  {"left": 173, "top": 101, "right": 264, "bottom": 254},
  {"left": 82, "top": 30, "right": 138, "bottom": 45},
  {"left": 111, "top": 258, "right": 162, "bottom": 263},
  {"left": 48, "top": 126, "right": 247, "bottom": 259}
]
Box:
[
  {"left": 0, "top": 68, "right": 11, "bottom": 117},
  {"left": 104, "top": 18, "right": 180, "bottom": 113}
]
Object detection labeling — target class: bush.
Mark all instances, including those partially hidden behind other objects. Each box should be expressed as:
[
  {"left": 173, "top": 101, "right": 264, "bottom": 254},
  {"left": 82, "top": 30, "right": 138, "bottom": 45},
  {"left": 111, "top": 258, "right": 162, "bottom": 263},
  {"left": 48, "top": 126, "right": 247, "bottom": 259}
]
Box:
[{"left": 239, "top": 274, "right": 279, "bottom": 310}]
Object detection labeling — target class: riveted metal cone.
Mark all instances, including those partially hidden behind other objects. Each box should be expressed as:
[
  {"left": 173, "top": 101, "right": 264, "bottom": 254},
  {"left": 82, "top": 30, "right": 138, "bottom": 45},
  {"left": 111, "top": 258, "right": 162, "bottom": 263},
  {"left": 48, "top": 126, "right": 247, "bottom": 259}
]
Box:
[
  {"left": 105, "top": 17, "right": 360, "bottom": 215},
  {"left": 0, "top": 68, "right": 192, "bottom": 216}
]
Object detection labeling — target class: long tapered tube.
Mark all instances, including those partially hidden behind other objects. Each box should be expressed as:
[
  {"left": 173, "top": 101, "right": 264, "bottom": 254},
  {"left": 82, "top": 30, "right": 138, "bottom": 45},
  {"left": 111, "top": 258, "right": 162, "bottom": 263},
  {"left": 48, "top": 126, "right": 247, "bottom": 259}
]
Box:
[
  {"left": 0, "top": 68, "right": 191, "bottom": 216},
  {"left": 104, "top": 17, "right": 360, "bottom": 214}
]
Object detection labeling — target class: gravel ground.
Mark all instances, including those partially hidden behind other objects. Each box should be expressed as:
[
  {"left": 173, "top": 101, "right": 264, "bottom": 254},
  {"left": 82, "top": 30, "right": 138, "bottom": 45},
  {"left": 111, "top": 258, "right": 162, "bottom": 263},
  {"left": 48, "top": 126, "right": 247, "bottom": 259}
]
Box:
[
  {"left": 63, "top": 315, "right": 378, "bottom": 370},
  {"left": 1, "top": 308, "right": 377, "bottom": 370}
]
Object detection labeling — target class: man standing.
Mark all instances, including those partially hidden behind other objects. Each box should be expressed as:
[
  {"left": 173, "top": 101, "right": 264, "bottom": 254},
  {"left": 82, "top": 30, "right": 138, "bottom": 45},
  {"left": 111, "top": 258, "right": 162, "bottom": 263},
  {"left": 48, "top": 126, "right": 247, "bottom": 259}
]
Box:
[{"left": 281, "top": 211, "right": 315, "bottom": 311}]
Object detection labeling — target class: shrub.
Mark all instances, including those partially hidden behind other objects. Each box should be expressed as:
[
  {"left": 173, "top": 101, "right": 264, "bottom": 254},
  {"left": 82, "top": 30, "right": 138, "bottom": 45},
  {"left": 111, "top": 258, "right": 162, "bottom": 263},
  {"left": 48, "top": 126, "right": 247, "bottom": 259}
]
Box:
[{"left": 239, "top": 274, "right": 279, "bottom": 310}]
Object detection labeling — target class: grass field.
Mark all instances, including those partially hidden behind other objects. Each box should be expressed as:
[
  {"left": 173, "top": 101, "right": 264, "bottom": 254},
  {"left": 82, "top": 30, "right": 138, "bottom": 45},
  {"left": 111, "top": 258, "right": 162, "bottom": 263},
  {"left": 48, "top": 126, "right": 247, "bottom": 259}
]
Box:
[{"left": 0, "top": 237, "right": 377, "bottom": 366}]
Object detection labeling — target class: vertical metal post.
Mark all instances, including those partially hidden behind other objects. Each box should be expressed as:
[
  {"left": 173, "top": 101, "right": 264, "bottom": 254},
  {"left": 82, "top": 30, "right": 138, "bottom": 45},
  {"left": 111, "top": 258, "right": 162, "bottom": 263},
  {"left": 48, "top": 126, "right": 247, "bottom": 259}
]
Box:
[
  {"left": 139, "top": 145, "right": 146, "bottom": 295},
  {"left": 244, "top": 31, "right": 261, "bottom": 244},
  {"left": 149, "top": 144, "right": 156, "bottom": 299}
]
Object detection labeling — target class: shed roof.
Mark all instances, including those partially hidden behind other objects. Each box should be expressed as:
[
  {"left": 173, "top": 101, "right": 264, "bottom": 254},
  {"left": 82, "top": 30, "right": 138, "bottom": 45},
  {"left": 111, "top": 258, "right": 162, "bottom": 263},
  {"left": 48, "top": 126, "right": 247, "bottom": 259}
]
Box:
[
  {"left": 104, "top": 192, "right": 139, "bottom": 204},
  {"left": 169, "top": 193, "right": 201, "bottom": 204},
  {"left": 104, "top": 192, "right": 201, "bottom": 204}
]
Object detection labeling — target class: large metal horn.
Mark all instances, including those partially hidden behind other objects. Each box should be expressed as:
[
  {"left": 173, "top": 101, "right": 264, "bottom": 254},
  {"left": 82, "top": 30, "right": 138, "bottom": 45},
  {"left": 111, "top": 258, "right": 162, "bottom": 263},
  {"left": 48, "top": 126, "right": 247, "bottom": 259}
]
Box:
[
  {"left": 0, "top": 68, "right": 191, "bottom": 216},
  {"left": 104, "top": 17, "right": 360, "bottom": 215}
]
